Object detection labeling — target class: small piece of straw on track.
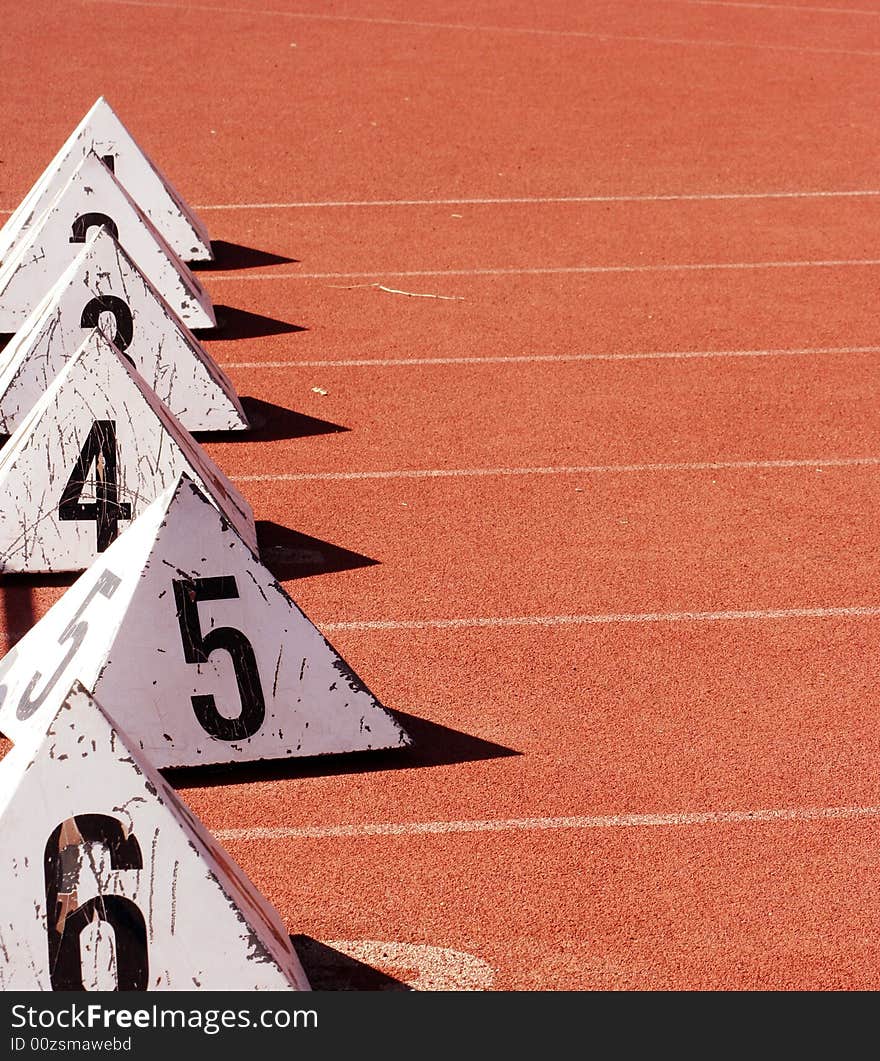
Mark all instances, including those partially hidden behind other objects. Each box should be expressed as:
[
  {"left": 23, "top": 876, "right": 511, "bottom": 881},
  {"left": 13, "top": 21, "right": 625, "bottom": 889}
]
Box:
[{"left": 327, "top": 281, "right": 464, "bottom": 300}]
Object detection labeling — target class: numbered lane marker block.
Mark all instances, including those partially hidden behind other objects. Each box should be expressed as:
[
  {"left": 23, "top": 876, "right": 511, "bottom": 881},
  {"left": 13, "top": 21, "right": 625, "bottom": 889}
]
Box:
[
  {"left": 0, "top": 227, "right": 247, "bottom": 434},
  {"left": 0, "top": 681, "right": 311, "bottom": 990},
  {"left": 0, "top": 331, "right": 257, "bottom": 573},
  {"left": 0, "top": 473, "right": 410, "bottom": 767},
  {"left": 0, "top": 152, "right": 215, "bottom": 332},
  {"left": 0, "top": 96, "right": 212, "bottom": 263}
]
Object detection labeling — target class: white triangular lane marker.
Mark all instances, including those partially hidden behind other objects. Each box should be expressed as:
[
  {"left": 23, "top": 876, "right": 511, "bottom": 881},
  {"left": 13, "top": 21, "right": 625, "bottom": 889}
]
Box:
[
  {"left": 0, "top": 473, "right": 409, "bottom": 767},
  {"left": 0, "top": 152, "right": 215, "bottom": 331},
  {"left": 0, "top": 227, "right": 246, "bottom": 433},
  {"left": 0, "top": 96, "right": 212, "bottom": 263},
  {"left": 0, "top": 330, "right": 256, "bottom": 573},
  {"left": 0, "top": 681, "right": 310, "bottom": 990}
]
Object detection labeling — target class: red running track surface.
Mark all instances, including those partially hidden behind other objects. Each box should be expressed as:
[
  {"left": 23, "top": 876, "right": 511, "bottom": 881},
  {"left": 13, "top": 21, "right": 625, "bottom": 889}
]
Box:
[{"left": 1, "top": 0, "right": 880, "bottom": 990}]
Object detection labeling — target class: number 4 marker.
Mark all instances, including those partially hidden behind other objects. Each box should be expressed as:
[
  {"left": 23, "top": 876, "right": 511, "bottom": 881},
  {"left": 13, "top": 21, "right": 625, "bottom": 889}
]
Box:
[
  {"left": 58, "top": 421, "right": 132, "bottom": 552},
  {"left": 0, "top": 329, "right": 256, "bottom": 573}
]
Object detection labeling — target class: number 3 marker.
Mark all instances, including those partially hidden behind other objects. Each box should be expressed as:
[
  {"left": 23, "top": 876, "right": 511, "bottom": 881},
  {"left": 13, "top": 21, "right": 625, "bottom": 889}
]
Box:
[{"left": 80, "top": 294, "right": 134, "bottom": 352}]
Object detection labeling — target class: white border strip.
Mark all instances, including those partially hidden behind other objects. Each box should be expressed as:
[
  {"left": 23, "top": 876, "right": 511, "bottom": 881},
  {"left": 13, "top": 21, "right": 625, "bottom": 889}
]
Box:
[
  {"left": 4, "top": 603, "right": 880, "bottom": 646},
  {"left": 216, "top": 803, "right": 880, "bottom": 841},
  {"left": 675, "top": 1, "right": 880, "bottom": 15},
  {"left": 5, "top": 190, "right": 878, "bottom": 218}
]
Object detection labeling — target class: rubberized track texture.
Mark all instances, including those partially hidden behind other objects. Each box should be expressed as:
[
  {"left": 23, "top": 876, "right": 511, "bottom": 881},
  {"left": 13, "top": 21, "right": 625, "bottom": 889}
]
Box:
[{"left": 1, "top": 0, "right": 880, "bottom": 990}]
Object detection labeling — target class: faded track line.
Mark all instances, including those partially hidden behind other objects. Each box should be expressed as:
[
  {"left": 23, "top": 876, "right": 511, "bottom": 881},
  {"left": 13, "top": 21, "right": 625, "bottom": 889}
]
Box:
[
  {"left": 5, "top": 190, "right": 879, "bottom": 217},
  {"left": 193, "top": 190, "right": 880, "bottom": 210},
  {"left": 216, "top": 803, "right": 880, "bottom": 841},
  {"left": 85, "top": 0, "right": 880, "bottom": 57},
  {"left": 231, "top": 455, "right": 880, "bottom": 484},
  {"left": 674, "top": 0, "right": 880, "bottom": 15},
  {"left": 4, "top": 603, "right": 880, "bottom": 646},
  {"left": 206, "top": 258, "right": 880, "bottom": 281},
  {"left": 219, "top": 344, "right": 880, "bottom": 370},
  {"left": 321, "top": 605, "right": 880, "bottom": 633}
]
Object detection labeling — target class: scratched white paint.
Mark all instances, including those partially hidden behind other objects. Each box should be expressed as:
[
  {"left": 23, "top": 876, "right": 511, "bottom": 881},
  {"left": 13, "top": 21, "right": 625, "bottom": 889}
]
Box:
[
  {"left": 0, "top": 682, "right": 310, "bottom": 990},
  {"left": 0, "top": 153, "right": 215, "bottom": 331},
  {"left": 0, "top": 473, "right": 409, "bottom": 767},
  {"left": 0, "top": 228, "right": 246, "bottom": 433},
  {"left": 0, "top": 331, "right": 256, "bottom": 573},
  {"left": 325, "top": 941, "right": 494, "bottom": 991},
  {"left": 0, "top": 97, "right": 212, "bottom": 263}
]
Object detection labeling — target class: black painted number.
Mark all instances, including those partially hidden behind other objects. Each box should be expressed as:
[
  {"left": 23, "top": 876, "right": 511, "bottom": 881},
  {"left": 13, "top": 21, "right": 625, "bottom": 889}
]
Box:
[
  {"left": 17, "top": 569, "right": 121, "bottom": 721},
  {"left": 69, "top": 212, "right": 118, "bottom": 243},
  {"left": 44, "top": 814, "right": 148, "bottom": 991},
  {"left": 172, "top": 576, "right": 266, "bottom": 741},
  {"left": 59, "top": 421, "right": 131, "bottom": 552},
  {"left": 81, "top": 295, "right": 134, "bottom": 352}
]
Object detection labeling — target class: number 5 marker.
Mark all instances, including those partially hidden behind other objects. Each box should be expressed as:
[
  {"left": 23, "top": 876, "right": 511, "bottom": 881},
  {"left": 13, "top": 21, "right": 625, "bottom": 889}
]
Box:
[{"left": 0, "top": 474, "right": 409, "bottom": 768}]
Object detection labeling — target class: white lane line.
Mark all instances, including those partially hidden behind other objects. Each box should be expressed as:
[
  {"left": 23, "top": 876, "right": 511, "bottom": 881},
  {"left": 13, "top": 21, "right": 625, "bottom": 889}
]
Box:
[
  {"left": 3, "top": 603, "right": 880, "bottom": 645},
  {"left": 675, "top": 0, "right": 880, "bottom": 15},
  {"left": 85, "top": 0, "right": 880, "bottom": 56},
  {"left": 205, "top": 258, "right": 880, "bottom": 281},
  {"left": 231, "top": 455, "right": 880, "bottom": 484},
  {"left": 218, "top": 344, "right": 880, "bottom": 370},
  {"left": 216, "top": 803, "right": 880, "bottom": 841},
  {"left": 193, "top": 190, "right": 880, "bottom": 210},
  {"left": 4, "top": 190, "right": 879, "bottom": 217},
  {"left": 321, "top": 606, "right": 880, "bottom": 633}
]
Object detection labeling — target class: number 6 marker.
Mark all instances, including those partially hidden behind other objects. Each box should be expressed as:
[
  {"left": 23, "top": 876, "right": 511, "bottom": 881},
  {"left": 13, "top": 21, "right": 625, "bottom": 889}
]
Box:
[{"left": 0, "top": 682, "right": 310, "bottom": 990}]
